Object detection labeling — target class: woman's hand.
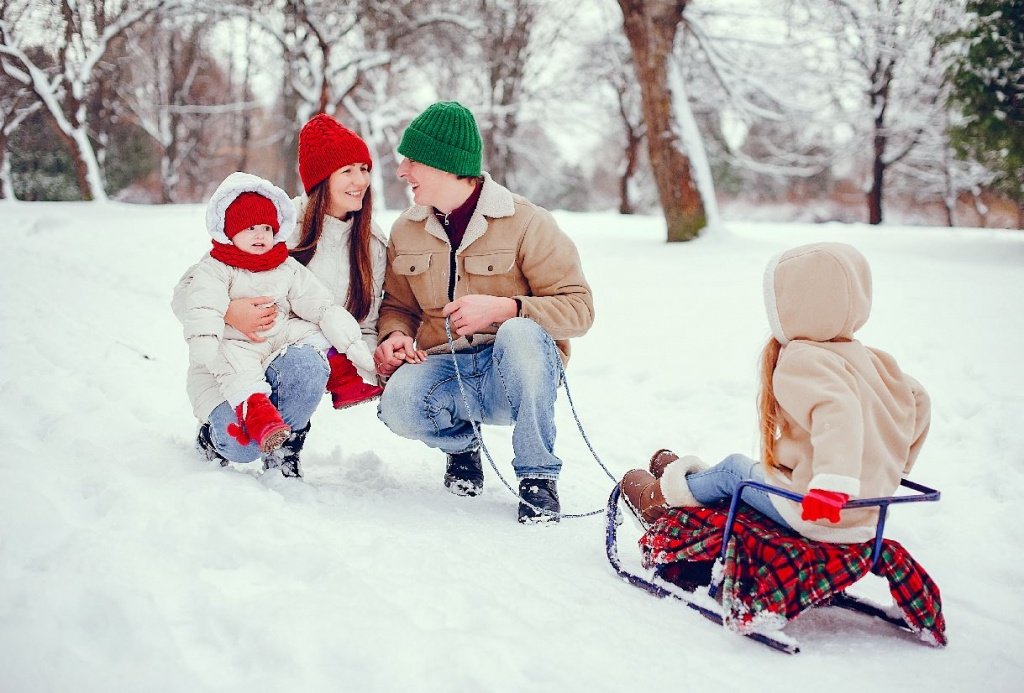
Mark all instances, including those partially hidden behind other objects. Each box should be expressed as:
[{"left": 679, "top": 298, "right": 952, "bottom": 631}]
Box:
[
  {"left": 374, "top": 331, "right": 426, "bottom": 376},
  {"left": 225, "top": 296, "right": 276, "bottom": 342}
]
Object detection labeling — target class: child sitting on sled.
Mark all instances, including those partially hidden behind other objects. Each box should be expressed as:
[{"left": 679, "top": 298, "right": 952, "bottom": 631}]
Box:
[
  {"left": 177, "top": 171, "right": 380, "bottom": 457},
  {"left": 621, "top": 242, "right": 931, "bottom": 543}
]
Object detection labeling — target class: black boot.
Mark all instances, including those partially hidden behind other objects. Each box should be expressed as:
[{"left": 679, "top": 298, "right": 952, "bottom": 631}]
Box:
[
  {"left": 517, "top": 478, "right": 560, "bottom": 524},
  {"left": 444, "top": 449, "right": 483, "bottom": 496},
  {"left": 263, "top": 421, "right": 311, "bottom": 478},
  {"left": 196, "top": 422, "right": 228, "bottom": 467}
]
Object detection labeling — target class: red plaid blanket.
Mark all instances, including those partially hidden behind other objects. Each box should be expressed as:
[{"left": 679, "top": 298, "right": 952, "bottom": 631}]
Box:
[{"left": 639, "top": 505, "right": 947, "bottom": 646}]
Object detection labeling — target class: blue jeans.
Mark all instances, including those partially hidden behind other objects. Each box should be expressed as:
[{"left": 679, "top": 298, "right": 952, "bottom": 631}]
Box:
[
  {"left": 206, "top": 344, "right": 329, "bottom": 463},
  {"left": 377, "top": 318, "right": 563, "bottom": 479},
  {"left": 686, "top": 453, "right": 793, "bottom": 529}
]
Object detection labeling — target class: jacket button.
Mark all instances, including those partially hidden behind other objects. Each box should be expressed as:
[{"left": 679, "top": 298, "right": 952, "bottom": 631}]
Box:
[
  {"left": 409, "top": 265, "right": 415, "bottom": 272},
  {"left": 487, "top": 265, "right": 494, "bottom": 272}
]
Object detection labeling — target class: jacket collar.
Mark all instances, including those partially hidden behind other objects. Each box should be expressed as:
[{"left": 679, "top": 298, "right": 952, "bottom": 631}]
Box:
[{"left": 400, "top": 173, "right": 515, "bottom": 251}]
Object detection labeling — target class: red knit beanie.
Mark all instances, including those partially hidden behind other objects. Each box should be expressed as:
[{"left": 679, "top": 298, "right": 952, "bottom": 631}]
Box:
[
  {"left": 298, "top": 113, "right": 372, "bottom": 194},
  {"left": 224, "top": 192, "right": 280, "bottom": 239}
]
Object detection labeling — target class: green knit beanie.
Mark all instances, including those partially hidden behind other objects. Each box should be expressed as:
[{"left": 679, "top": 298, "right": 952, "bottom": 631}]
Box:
[{"left": 398, "top": 101, "right": 482, "bottom": 177}]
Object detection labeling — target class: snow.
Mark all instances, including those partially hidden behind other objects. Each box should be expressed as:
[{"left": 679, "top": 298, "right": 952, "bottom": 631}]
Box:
[{"left": 2, "top": 201, "right": 1023, "bottom": 692}]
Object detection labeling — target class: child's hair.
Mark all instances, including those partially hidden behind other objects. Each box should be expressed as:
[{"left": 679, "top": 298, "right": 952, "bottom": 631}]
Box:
[
  {"left": 292, "top": 181, "right": 376, "bottom": 322},
  {"left": 758, "top": 336, "right": 783, "bottom": 471}
]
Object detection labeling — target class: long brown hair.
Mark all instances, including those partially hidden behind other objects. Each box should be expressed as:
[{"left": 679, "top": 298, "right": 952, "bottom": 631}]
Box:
[
  {"left": 291, "top": 181, "right": 376, "bottom": 322},
  {"left": 758, "top": 336, "right": 784, "bottom": 471}
]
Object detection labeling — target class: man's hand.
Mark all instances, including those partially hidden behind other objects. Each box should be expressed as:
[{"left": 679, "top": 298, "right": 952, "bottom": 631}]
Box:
[
  {"left": 442, "top": 295, "right": 517, "bottom": 337},
  {"left": 225, "top": 296, "right": 275, "bottom": 342},
  {"left": 374, "top": 331, "right": 426, "bottom": 376}
]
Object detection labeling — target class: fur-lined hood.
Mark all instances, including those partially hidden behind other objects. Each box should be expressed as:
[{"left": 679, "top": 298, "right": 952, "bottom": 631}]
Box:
[
  {"left": 205, "top": 172, "right": 298, "bottom": 245},
  {"left": 763, "top": 242, "right": 872, "bottom": 345}
]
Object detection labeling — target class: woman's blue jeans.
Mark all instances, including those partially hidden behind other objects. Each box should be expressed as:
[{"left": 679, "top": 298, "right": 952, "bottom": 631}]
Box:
[
  {"left": 206, "top": 344, "right": 329, "bottom": 463},
  {"left": 686, "top": 453, "right": 793, "bottom": 528},
  {"left": 377, "top": 318, "right": 563, "bottom": 480}
]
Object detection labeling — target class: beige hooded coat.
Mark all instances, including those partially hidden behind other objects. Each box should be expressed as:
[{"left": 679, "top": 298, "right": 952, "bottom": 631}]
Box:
[{"left": 763, "top": 243, "right": 931, "bottom": 543}]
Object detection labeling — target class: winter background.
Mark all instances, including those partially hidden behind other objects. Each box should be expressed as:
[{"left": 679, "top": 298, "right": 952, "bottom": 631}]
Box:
[{"left": 1, "top": 201, "right": 1022, "bottom": 692}]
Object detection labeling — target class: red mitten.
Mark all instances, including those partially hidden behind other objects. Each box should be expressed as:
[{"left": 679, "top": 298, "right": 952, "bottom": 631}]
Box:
[
  {"left": 226, "top": 403, "right": 251, "bottom": 446},
  {"left": 801, "top": 489, "right": 849, "bottom": 523}
]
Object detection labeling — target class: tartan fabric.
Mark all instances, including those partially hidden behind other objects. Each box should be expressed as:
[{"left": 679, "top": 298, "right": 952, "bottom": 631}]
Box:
[{"left": 639, "top": 505, "right": 947, "bottom": 646}]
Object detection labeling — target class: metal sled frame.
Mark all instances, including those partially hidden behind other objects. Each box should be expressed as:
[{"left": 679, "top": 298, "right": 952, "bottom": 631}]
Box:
[
  {"left": 719, "top": 478, "right": 941, "bottom": 572},
  {"left": 605, "top": 479, "right": 941, "bottom": 654}
]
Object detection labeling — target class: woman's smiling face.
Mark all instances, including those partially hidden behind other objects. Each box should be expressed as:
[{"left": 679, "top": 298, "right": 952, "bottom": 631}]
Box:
[{"left": 326, "top": 163, "right": 371, "bottom": 217}]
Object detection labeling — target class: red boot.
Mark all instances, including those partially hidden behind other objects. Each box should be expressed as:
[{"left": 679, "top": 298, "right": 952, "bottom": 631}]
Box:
[
  {"left": 226, "top": 393, "right": 290, "bottom": 454},
  {"left": 327, "top": 349, "right": 383, "bottom": 410}
]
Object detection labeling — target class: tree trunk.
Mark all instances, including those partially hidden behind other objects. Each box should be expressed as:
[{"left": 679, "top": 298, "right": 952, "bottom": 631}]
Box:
[
  {"left": 48, "top": 115, "right": 105, "bottom": 201},
  {"left": 619, "top": 121, "right": 640, "bottom": 215},
  {"left": 617, "top": 0, "right": 705, "bottom": 242},
  {"left": 868, "top": 122, "right": 886, "bottom": 225},
  {"left": 0, "top": 134, "right": 14, "bottom": 199}
]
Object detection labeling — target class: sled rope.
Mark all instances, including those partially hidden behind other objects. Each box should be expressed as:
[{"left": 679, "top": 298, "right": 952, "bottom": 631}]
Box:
[{"left": 444, "top": 317, "right": 616, "bottom": 520}]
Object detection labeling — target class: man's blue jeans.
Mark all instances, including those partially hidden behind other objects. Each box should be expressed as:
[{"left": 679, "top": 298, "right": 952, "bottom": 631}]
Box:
[
  {"left": 377, "top": 318, "right": 563, "bottom": 479},
  {"left": 686, "top": 453, "right": 793, "bottom": 529},
  {"left": 206, "top": 345, "right": 329, "bottom": 463}
]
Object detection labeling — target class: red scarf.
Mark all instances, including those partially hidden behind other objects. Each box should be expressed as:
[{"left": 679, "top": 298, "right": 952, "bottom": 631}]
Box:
[{"left": 210, "top": 241, "right": 289, "bottom": 271}]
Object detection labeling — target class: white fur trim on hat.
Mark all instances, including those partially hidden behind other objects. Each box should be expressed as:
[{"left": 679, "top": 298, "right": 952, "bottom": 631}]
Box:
[
  {"left": 763, "top": 250, "right": 788, "bottom": 345},
  {"left": 660, "top": 455, "right": 710, "bottom": 507},
  {"left": 206, "top": 172, "right": 298, "bottom": 245}
]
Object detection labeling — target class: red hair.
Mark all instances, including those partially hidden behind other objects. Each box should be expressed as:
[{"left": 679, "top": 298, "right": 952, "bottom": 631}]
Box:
[{"left": 758, "top": 336, "right": 784, "bottom": 471}]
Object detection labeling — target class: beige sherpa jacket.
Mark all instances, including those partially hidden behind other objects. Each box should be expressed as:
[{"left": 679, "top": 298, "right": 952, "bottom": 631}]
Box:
[
  {"left": 378, "top": 173, "right": 594, "bottom": 363},
  {"left": 763, "top": 243, "right": 931, "bottom": 543}
]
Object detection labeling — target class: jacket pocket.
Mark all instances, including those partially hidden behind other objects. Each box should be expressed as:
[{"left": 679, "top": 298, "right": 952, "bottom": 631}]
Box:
[
  {"left": 393, "top": 252, "right": 442, "bottom": 308},
  {"left": 462, "top": 252, "right": 519, "bottom": 297}
]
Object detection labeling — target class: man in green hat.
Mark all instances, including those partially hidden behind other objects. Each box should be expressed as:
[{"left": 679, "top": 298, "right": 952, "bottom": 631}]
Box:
[{"left": 373, "top": 101, "right": 595, "bottom": 524}]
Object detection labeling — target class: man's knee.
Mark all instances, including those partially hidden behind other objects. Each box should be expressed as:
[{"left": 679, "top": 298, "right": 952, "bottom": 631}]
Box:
[
  {"left": 378, "top": 368, "right": 430, "bottom": 437},
  {"left": 495, "top": 319, "right": 561, "bottom": 382},
  {"left": 495, "top": 317, "right": 548, "bottom": 348}
]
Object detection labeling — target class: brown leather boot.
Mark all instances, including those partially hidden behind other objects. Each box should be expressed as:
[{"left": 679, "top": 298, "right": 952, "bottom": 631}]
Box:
[
  {"left": 620, "top": 469, "right": 668, "bottom": 525},
  {"left": 649, "top": 449, "right": 680, "bottom": 478}
]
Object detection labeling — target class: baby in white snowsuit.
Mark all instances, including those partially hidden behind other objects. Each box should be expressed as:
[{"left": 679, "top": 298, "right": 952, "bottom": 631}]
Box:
[{"left": 179, "top": 171, "right": 376, "bottom": 452}]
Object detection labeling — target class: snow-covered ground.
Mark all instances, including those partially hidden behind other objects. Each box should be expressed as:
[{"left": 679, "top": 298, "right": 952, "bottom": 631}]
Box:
[{"left": 2, "top": 202, "right": 1022, "bottom": 692}]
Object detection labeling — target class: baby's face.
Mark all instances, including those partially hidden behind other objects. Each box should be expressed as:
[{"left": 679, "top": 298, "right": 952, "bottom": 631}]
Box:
[{"left": 232, "top": 224, "right": 276, "bottom": 254}]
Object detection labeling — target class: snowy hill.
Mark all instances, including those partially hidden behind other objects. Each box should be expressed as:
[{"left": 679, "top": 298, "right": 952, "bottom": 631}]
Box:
[{"left": 2, "top": 202, "right": 1022, "bottom": 692}]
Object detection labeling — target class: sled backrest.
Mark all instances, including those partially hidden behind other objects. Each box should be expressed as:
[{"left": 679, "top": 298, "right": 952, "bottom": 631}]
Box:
[{"left": 721, "top": 478, "right": 941, "bottom": 571}]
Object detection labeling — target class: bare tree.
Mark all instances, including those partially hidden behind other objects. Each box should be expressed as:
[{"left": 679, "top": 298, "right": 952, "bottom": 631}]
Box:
[
  {"left": 0, "top": 45, "right": 38, "bottom": 199},
  {"left": 821, "top": 0, "right": 959, "bottom": 224},
  {"left": 119, "top": 14, "right": 242, "bottom": 202},
  {"left": 616, "top": 0, "right": 707, "bottom": 241},
  {"left": 0, "top": 0, "right": 179, "bottom": 200},
  {"left": 579, "top": 31, "right": 645, "bottom": 214},
  {"left": 475, "top": 0, "right": 535, "bottom": 186}
]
